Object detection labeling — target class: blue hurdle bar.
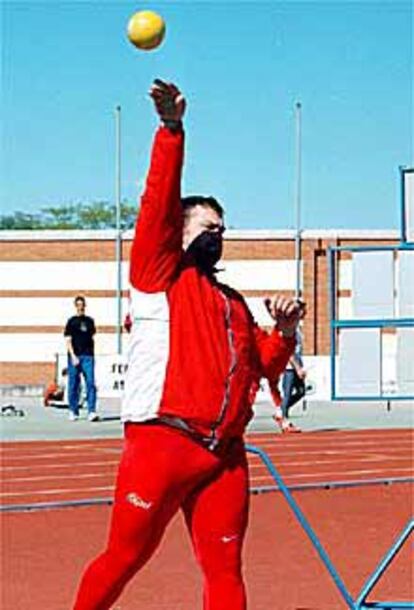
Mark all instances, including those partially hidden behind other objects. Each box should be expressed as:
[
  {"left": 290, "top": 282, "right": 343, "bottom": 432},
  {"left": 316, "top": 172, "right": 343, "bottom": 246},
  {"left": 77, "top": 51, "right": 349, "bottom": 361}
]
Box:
[
  {"left": 245, "top": 443, "right": 356, "bottom": 609},
  {"left": 245, "top": 444, "right": 414, "bottom": 610},
  {"left": 357, "top": 602, "right": 414, "bottom": 610},
  {"left": 355, "top": 519, "right": 414, "bottom": 609}
]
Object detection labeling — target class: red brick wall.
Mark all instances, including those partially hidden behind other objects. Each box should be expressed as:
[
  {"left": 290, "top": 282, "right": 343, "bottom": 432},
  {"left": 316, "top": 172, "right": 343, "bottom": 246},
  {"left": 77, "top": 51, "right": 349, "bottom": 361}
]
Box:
[
  {"left": 0, "top": 233, "right": 399, "bottom": 385},
  {"left": 0, "top": 362, "right": 55, "bottom": 386}
]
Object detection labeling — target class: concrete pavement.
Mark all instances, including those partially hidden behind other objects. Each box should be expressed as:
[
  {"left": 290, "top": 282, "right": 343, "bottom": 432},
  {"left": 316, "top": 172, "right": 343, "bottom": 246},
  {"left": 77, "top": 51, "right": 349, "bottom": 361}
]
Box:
[{"left": 1, "top": 395, "right": 413, "bottom": 442}]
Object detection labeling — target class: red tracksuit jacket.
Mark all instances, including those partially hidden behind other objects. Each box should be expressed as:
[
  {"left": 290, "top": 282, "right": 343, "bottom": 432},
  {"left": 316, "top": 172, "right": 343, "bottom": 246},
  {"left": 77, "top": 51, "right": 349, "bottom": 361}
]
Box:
[{"left": 121, "top": 126, "right": 294, "bottom": 445}]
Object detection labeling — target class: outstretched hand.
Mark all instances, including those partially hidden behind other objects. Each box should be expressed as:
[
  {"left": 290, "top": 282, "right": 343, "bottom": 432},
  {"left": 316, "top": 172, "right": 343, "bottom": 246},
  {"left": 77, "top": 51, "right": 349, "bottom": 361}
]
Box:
[
  {"left": 264, "top": 296, "right": 306, "bottom": 338},
  {"left": 149, "top": 79, "right": 186, "bottom": 126}
]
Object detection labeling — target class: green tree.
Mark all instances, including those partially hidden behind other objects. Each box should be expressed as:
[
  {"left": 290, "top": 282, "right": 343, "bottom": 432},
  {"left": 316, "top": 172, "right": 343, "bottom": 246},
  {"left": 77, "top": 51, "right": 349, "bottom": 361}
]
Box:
[
  {"left": 0, "top": 211, "right": 43, "bottom": 230},
  {"left": 0, "top": 200, "right": 138, "bottom": 230}
]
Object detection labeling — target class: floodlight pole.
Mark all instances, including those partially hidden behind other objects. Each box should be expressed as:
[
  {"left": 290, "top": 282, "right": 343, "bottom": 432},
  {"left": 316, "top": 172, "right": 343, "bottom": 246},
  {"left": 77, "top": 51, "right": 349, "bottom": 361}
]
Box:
[
  {"left": 294, "top": 101, "right": 302, "bottom": 300},
  {"left": 115, "top": 105, "right": 122, "bottom": 355}
]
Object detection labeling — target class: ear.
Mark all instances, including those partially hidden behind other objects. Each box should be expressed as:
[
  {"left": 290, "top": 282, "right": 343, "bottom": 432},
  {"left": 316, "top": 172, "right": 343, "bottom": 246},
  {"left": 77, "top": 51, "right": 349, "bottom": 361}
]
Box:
[{"left": 182, "top": 220, "right": 191, "bottom": 250}]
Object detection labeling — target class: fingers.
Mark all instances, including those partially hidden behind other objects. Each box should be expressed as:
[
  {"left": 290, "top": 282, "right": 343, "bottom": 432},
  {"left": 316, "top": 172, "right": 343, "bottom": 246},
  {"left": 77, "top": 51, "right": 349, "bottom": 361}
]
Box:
[
  {"left": 270, "top": 296, "right": 296, "bottom": 317},
  {"left": 264, "top": 296, "right": 307, "bottom": 321},
  {"left": 149, "top": 80, "right": 186, "bottom": 121},
  {"left": 152, "top": 78, "right": 169, "bottom": 92},
  {"left": 149, "top": 80, "right": 180, "bottom": 101}
]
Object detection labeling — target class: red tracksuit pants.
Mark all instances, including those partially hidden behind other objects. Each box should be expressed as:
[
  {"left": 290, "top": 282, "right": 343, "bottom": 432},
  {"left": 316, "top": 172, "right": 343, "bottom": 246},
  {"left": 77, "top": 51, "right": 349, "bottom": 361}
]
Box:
[{"left": 73, "top": 423, "right": 249, "bottom": 610}]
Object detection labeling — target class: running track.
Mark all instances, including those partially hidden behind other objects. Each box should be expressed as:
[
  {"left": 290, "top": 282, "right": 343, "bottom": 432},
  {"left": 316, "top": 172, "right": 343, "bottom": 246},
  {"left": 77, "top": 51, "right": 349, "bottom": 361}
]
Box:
[
  {"left": 2, "top": 428, "right": 413, "bottom": 609},
  {"left": 1, "top": 428, "right": 413, "bottom": 510}
]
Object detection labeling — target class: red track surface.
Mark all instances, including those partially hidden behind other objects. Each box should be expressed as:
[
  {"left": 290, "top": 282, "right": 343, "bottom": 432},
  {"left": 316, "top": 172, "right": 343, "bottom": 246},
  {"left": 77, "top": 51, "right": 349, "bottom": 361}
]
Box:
[
  {"left": 1, "top": 429, "right": 413, "bottom": 507},
  {"left": 1, "top": 429, "right": 413, "bottom": 609}
]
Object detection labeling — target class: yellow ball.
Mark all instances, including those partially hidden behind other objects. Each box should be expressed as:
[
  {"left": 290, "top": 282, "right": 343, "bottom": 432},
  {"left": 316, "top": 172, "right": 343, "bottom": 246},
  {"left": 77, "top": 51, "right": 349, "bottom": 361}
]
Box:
[{"left": 127, "top": 10, "right": 166, "bottom": 51}]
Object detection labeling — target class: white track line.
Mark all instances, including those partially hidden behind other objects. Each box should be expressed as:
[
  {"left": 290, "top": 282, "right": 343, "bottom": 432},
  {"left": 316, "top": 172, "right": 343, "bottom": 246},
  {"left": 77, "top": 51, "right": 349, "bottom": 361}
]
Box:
[
  {"left": 248, "top": 439, "right": 414, "bottom": 449},
  {"left": 247, "top": 430, "right": 414, "bottom": 438},
  {"left": 1, "top": 431, "right": 413, "bottom": 454},
  {"left": 249, "top": 431, "right": 414, "bottom": 447},
  {"left": 2, "top": 438, "right": 410, "bottom": 457},
  {"left": 248, "top": 456, "right": 412, "bottom": 469},
  {"left": 3, "top": 472, "right": 116, "bottom": 484},
  {"left": 250, "top": 466, "right": 414, "bottom": 482},
  {"left": 1, "top": 462, "right": 408, "bottom": 489},
  {"left": 1, "top": 451, "right": 121, "bottom": 462},
  {"left": 2, "top": 455, "right": 410, "bottom": 480},
  {"left": 246, "top": 445, "right": 413, "bottom": 457},
  {"left": 0, "top": 486, "right": 114, "bottom": 498},
  {"left": 0, "top": 441, "right": 123, "bottom": 456},
  {"left": 2, "top": 440, "right": 413, "bottom": 464},
  {"left": 3, "top": 457, "right": 411, "bottom": 487},
  {"left": 0, "top": 441, "right": 121, "bottom": 450},
  {"left": 1, "top": 448, "right": 411, "bottom": 474},
  {"left": 1, "top": 460, "right": 119, "bottom": 472},
  {"left": 3, "top": 468, "right": 414, "bottom": 500}
]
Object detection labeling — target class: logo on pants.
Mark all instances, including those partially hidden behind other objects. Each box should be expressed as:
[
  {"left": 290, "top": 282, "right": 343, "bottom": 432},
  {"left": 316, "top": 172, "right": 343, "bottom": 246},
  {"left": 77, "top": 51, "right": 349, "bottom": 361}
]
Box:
[{"left": 126, "top": 492, "right": 153, "bottom": 510}]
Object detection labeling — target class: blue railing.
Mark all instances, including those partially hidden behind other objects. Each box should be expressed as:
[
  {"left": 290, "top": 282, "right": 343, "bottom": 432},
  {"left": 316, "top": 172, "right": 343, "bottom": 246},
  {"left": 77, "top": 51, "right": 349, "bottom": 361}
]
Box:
[
  {"left": 246, "top": 444, "right": 413, "bottom": 610},
  {"left": 328, "top": 245, "right": 414, "bottom": 401}
]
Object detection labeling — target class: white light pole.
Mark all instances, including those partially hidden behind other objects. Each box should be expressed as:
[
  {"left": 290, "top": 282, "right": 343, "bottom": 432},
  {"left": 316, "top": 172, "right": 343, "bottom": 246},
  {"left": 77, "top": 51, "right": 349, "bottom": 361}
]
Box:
[
  {"left": 294, "top": 101, "right": 302, "bottom": 300},
  {"left": 115, "top": 105, "right": 122, "bottom": 354}
]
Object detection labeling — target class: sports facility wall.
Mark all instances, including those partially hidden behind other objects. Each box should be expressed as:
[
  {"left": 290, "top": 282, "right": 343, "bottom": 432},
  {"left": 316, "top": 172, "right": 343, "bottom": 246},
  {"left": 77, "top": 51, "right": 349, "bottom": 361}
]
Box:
[{"left": 0, "top": 228, "right": 400, "bottom": 399}]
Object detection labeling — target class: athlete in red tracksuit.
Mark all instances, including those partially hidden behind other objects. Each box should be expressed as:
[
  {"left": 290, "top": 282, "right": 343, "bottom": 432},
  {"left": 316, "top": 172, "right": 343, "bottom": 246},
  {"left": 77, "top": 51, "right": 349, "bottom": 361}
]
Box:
[{"left": 73, "top": 80, "right": 305, "bottom": 610}]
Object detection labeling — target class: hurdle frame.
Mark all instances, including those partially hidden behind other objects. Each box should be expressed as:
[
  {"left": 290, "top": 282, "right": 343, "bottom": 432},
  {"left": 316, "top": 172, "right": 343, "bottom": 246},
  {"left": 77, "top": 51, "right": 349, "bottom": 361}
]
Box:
[
  {"left": 328, "top": 243, "right": 414, "bottom": 402},
  {"left": 246, "top": 444, "right": 413, "bottom": 610}
]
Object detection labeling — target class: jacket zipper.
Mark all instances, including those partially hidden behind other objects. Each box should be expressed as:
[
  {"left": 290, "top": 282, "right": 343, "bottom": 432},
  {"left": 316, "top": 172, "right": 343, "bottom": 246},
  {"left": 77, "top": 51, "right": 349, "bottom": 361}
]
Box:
[{"left": 208, "top": 293, "right": 237, "bottom": 449}]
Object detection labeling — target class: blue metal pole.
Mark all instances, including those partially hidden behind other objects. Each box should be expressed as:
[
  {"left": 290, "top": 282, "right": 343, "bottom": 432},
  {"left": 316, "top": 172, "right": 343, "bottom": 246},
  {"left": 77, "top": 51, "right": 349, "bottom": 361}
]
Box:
[
  {"left": 328, "top": 247, "right": 337, "bottom": 400},
  {"left": 245, "top": 444, "right": 356, "bottom": 610},
  {"left": 400, "top": 166, "right": 407, "bottom": 244},
  {"left": 115, "top": 105, "right": 122, "bottom": 355},
  {"left": 355, "top": 519, "right": 414, "bottom": 609},
  {"left": 361, "top": 603, "right": 414, "bottom": 609},
  {"left": 331, "top": 244, "right": 414, "bottom": 253},
  {"left": 333, "top": 318, "right": 414, "bottom": 329}
]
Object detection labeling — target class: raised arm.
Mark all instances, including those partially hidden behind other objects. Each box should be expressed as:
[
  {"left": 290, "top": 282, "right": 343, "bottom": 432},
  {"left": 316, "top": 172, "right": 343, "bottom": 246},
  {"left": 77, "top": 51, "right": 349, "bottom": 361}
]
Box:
[{"left": 130, "top": 81, "right": 186, "bottom": 293}]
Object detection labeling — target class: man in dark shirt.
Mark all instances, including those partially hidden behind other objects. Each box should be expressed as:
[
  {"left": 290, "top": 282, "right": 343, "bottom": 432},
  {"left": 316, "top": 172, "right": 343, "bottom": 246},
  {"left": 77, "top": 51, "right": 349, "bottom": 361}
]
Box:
[{"left": 64, "top": 295, "right": 98, "bottom": 421}]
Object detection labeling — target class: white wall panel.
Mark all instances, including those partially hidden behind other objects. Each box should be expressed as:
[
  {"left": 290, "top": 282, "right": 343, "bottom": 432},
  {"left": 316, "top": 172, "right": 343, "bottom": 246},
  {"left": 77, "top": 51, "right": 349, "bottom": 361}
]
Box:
[
  {"left": 0, "top": 333, "right": 124, "bottom": 362},
  {"left": 1, "top": 259, "right": 298, "bottom": 292},
  {"left": 337, "top": 328, "right": 381, "bottom": 396},
  {"left": 0, "top": 334, "right": 63, "bottom": 362},
  {"left": 244, "top": 298, "right": 274, "bottom": 326},
  {"left": 381, "top": 333, "right": 397, "bottom": 395},
  {"left": 3, "top": 290, "right": 296, "bottom": 327},
  {"left": 397, "top": 250, "right": 414, "bottom": 317},
  {"left": 0, "top": 262, "right": 130, "bottom": 290},
  {"left": 0, "top": 297, "right": 129, "bottom": 326},
  {"left": 397, "top": 329, "right": 414, "bottom": 394},
  {"left": 352, "top": 252, "right": 394, "bottom": 319},
  {"left": 338, "top": 297, "right": 352, "bottom": 319},
  {"left": 338, "top": 260, "right": 352, "bottom": 291},
  {"left": 220, "top": 260, "right": 297, "bottom": 291}
]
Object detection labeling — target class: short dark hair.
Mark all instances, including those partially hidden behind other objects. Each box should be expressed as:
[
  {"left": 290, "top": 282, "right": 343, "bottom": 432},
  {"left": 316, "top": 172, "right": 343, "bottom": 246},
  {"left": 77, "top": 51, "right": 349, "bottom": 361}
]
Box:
[
  {"left": 181, "top": 196, "right": 224, "bottom": 220},
  {"left": 74, "top": 295, "right": 86, "bottom": 305}
]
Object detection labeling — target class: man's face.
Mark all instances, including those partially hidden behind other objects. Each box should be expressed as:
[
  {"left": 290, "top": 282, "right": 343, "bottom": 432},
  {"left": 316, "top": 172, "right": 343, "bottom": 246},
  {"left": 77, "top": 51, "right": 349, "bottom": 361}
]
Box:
[
  {"left": 75, "top": 299, "right": 86, "bottom": 315},
  {"left": 183, "top": 205, "right": 225, "bottom": 251}
]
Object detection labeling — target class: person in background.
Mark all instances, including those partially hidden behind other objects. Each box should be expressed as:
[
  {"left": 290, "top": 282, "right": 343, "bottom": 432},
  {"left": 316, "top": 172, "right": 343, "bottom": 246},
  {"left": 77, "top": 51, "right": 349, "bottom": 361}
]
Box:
[
  {"left": 43, "top": 368, "right": 68, "bottom": 407},
  {"left": 64, "top": 295, "right": 98, "bottom": 422},
  {"left": 123, "top": 312, "right": 133, "bottom": 334},
  {"left": 273, "top": 325, "right": 306, "bottom": 432}
]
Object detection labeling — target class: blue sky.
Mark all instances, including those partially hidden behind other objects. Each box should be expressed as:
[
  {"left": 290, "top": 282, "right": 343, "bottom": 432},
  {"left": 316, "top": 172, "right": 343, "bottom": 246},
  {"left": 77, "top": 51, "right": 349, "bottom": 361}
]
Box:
[{"left": 2, "top": 1, "right": 413, "bottom": 230}]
